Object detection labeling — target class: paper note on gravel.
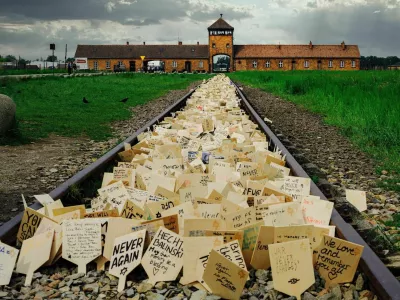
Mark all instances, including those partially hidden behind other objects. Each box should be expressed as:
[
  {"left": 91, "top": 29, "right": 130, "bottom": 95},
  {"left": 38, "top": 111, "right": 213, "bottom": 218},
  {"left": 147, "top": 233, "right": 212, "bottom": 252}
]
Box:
[
  {"left": 0, "top": 242, "right": 19, "bottom": 286},
  {"left": 345, "top": 189, "right": 367, "bottom": 212}
]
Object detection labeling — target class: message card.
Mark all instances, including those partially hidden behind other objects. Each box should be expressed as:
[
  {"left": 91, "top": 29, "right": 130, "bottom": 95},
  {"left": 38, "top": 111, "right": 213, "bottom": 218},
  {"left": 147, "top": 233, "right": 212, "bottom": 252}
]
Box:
[
  {"left": 225, "top": 207, "right": 255, "bottom": 229},
  {"left": 263, "top": 202, "right": 305, "bottom": 227},
  {"left": 269, "top": 239, "right": 315, "bottom": 300},
  {"left": 314, "top": 236, "right": 364, "bottom": 287},
  {"left": 62, "top": 219, "right": 101, "bottom": 274},
  {"left": 204, "top": 230, "right": 244, "bottom": 247},
  {"left": 301, "top": 197, "right": 333, "bottom": 226},
  {"left": 0, "top": 242, "right": 19, "bottom": 285},
  {"left": 203, "top": 250, "right": 249, "bottom": 300},
  {"left": 17, "top": 208, "right": 47, "bottom": 242},
  {"left": 120, "top": 199, "right": 145, "bottom": 220},
  {"left": 250, "top": 226, "right": 274, "bottom": 270},
  {"left": 141, "top": 227, "right": 184, "bottom": 285},
  {"left": 109, "top": 230, "right": 146, "bottom": 292},
  {"left": 345, "top": 189, "right": 367, "bottom": 212}
]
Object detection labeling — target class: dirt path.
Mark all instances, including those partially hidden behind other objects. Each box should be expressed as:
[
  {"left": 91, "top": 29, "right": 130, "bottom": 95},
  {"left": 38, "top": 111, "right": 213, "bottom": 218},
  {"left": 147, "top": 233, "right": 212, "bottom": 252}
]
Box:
[{"left": 0, "top": 83, "right": 198, "bottom": 223}]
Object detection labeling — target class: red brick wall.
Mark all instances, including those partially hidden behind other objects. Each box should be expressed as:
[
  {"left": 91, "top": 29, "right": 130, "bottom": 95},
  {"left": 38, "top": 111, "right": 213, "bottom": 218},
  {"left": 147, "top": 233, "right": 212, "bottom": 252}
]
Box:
[
  {"left": 209, "top": 35, "right": 234, "bottom": 70},
  {"left": 234, "top": 58, "right": 360, "bottom": 71}
]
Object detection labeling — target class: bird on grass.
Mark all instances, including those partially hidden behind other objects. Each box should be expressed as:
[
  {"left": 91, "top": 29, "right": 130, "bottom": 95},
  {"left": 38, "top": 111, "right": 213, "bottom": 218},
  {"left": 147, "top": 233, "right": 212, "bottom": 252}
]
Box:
[
  {"left": 83, "top": 97, "right": 89, "bottom": 104},
  {"left": 120, "top": 97, "right": 128, "bottom": 103}
]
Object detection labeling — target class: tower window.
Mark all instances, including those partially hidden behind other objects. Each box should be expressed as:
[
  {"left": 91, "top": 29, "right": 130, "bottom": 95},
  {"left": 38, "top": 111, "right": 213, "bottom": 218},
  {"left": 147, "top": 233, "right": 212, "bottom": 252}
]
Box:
[
  {"left": 279, "top": 61, "right": 284, "bottom": 68},
  {"left": 253, "top": 61, "right": 257, "bottom": 68},
  {"left": 212, "top": 43, "right": 216, "bottom": 48},
  {"left": 226, "top": 43, "right": 230, "bottom": 48}
]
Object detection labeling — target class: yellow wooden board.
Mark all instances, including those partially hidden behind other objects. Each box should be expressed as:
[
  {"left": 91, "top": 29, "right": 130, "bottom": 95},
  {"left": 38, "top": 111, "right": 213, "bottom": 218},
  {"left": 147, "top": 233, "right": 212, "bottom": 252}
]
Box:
[
  {"left": 17, "top": 208, "right": 48, "bottom": 242},
  {"left": 269, "top": 239, "right": 315, "bottom": 299},
  {"left": 345, "top": 189, "right": 367, "bottom": 212},
  {"left": 62, "top": 219, "right": 101, "bottom": 274},
  {"left": 203, "top": 250, "right": 249, "bottom": 300},
  {"left": 184, "top": 219, "right": 226, "bottom": 237},
  {"left": 301, "top": 197, "right": 333, "bottom": 226},
  {"left": 314, "top": 235, "right": 364, "bottom": 288},
  {"left": 109, "top": 230, "right": 146, "bottom": 292},
  {"left": 120, "top": 199, "right": 145, "bottom": 220},
  {"left": 250, "top": 226, "right": 274, "bottom": 270},
  {"left": 141, "top": 227, "right": 184, "bottom": 285},
  {"left": 0, "top": 242, "right": 19, "bottom": 285},
  {"left": 204, "top": 230, "right": 244, "bottom": 247},
  {"left": 35, "top": 217, "right": 62, "bottom": 266}
]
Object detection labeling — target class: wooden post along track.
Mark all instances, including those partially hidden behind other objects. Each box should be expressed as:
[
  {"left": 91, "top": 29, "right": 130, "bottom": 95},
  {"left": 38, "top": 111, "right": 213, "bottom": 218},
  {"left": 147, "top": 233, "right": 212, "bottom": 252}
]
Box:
[{"left": 0, "top": 78, "right": 399, "bottom": 299}]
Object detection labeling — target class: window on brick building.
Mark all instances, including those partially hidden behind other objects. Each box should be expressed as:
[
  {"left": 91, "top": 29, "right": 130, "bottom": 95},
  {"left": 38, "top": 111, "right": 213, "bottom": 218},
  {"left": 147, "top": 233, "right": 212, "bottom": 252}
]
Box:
[
  {"left": 351, "top": 60, "right": 356, "bottom": 68},
  {"left": 340, "top": 60, "right": 345, "bottom": 68},
  {"left": 106, "top": 61, "right": 110, "bottom": 69},
  {"left": 304, "top": 60, "right": 309, "bottom": 68},
  {"left": 329, "top": 60, "right": 333, "bottom": 68},
  {"left": 199, "top": 61, "right": 204, "bottom": 68},
  {"left": 172, "top": 61, "right": 178, "bottom": 68},
  {"left": 253, "top": 61, "right": 257, "bottom": 68},
  {"left": 266, "top": 61, "right": 270, "bottom": 68},
  {"left": 94, "top": 61, "right": 98, "bottom": 70},
  {"left": 279, "top": 61, "right": 284, "bottom": 68},
  {"left": 226, "top": 43, "right": 230, "bottom": 48},
  {"left": 212, "top": 43, "right": 216, "bottom": 48}
]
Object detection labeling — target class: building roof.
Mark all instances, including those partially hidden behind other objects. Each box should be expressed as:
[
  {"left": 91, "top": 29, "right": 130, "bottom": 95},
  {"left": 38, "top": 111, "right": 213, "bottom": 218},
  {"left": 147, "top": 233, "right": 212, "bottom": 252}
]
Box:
[
  {"left": 208, "top": 16, "right": 234, "bottom": 30},
  {"left": 75, "top": 44, "right": 209, "bottom": 59},
  {"left": 234, "top": 44, "right": 360, "bottom": 58}
]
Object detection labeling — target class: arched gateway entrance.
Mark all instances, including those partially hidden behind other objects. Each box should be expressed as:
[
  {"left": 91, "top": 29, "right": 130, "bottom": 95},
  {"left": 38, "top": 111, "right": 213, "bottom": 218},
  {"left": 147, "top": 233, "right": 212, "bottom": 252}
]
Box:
[{"left": 212, "top": 54, "right": 231, "bottom": 72}]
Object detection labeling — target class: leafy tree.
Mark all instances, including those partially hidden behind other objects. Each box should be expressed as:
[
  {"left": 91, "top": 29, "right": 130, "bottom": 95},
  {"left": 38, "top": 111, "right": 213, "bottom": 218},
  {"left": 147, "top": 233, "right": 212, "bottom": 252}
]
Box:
[
  {"left": 46, "top": 55, "right": 58, "bottom": 62},
  {"left": 66, "top": 57, "right": 75, "bottom": 63},
  {"left": 5, "top": 55, "right": 16, "bottom": 62}
]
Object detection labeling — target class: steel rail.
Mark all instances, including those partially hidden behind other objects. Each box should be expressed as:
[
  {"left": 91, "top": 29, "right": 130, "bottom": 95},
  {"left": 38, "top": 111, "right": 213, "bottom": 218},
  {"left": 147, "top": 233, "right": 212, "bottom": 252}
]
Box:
[{"left": 233, "top": 81, "right": 400, "bottom": 300}]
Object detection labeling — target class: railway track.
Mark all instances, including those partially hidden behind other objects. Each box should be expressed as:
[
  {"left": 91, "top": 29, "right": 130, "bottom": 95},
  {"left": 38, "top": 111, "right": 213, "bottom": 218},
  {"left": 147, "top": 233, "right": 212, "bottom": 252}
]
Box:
[{"left": 0, "top": 75, "right": 399, "bottom": 299}]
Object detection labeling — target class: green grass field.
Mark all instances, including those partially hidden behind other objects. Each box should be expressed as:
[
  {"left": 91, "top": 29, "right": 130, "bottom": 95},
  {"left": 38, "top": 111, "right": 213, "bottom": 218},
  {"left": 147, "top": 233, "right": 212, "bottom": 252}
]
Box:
[
  {"left": 0, "top": 73, "right": 210, "bottom": 144},
  {"left": 230, "top": 71, "right": 400, "bottom": 192}
]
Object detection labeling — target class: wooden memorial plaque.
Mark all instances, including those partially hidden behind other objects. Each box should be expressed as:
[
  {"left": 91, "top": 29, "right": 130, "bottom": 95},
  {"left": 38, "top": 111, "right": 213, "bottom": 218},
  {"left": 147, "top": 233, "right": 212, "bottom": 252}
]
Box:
[
  {"left": 44, "top": 199, "right": 63, "bottom": 218},
  {"left": 0, "top": 242, "right": 19, "bottom": 285},
  {"left": 134, "top": 219, "right": 164, "bottom": 247},
  {"left": 16, "top": 230, "right": 54, "bottom": 286},
  {"left": 180, "top": 236, "right": 223, "bottom": 285},
  {"left": 104, "top": 218, "right": 141, "bottom": 261},
  {"left": 52, "top": 209, "right": 81, "bottom": 224},
  {"left": 345, "top": 189, "right": 367, "bottom": 212},
  {"left": 184, "top": 219, "right": 225, "bottom": 237},
  {"left": 214, "top": 240, "right": 247, "bottom": 270},
  {"left": 301, "top": 197, "right": 333, "bottom": 226},
  {"left": 109, "top": 230, "right": 146, "bottom": 292},
  {"left": 142, "top": 214, "right": 179, "bottom": 234},
  {"left": 203, "top": 250, "right": 249, "bottom": 300},
  {"left": 52, "top": 205, "right": 86, "bottom": 217},
  {"left": 84, "top": 209, "right": 119, "bottom": 218},
  {"left": 144, "top": 198, "right": 179, "bottom": 220},
  {"left": 17, "top": 208, "right": 48, "bottom": 242},
  {"left": 62, "top": 219, "right": 101, "bottom": 274},
  {"left": 283, "top": 176, "right": 311, "bottom": 202},
  {"left": 274, "top": 225, "right": 314, "bottom": 245},
  {"left": 35, "top": 218, "right": 62, "bottom": 265},
  {"left": 269, "top": 239, "right": 315, "bottom": 299},
  {"left": 263, "top": 202, "right": 305, "bottom": 226},
  {"left": 250, "top": 226, "right": 274, "bottom": 270},
  {"left": 311, "top": 226, "right": 332, "bottom": 251},
  {"left": 141, "top": 227, "right": 184, "bottom": 285},
  {"left": 120, "top": 199, "right": 145, "bottom": 220},
  {"left": 204, "top": 230, "right": 244, "bottom": 247},
  {"left": 241, "top": 221, "right": 264, "bottom": 267},
  {"left": 194, "top": 204, "right": 221, "bottom": 219},
  {"left": 34, "top": 194, "right": 54, "bottom": 206},
  {"left": 225, "top": 207, "right": 255, "bottom": 229},
  {"left": 314, "top": 235, "right": 364, "bottom": 287},
  {"left": 98, "top": 181, "right": 130, "bottom": 214}
]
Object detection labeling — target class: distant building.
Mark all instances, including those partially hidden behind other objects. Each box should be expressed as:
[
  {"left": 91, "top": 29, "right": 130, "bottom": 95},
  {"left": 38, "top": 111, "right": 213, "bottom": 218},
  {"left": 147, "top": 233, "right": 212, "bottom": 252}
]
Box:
[
  {"left": 75, "top": 15, "right": 360, "bottom": 72},
  {"left": 388, "top": 62, "right": 400, "bottom": 70}
]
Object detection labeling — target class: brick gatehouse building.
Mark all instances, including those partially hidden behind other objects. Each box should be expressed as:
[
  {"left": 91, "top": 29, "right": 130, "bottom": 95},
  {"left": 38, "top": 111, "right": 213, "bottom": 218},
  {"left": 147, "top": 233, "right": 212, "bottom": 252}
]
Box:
[{"left": 75, "top": 15, "right": 360, "bottom": 72}]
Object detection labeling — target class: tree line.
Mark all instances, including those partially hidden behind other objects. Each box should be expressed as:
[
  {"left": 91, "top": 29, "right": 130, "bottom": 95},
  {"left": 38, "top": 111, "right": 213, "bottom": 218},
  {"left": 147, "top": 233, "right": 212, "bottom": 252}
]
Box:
[
  {"left": 360, "top": 56, "right": 400, "bottom": 70},
  {"left": 0, "top": 55, "right": 75, "bottom": 64}
]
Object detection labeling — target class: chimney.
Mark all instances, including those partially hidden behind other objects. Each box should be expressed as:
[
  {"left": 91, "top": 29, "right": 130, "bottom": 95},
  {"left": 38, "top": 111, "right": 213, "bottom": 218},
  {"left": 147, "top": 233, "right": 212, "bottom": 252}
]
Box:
[
  {"left": 143, "top": 42, "right": 146, "bottom": 45},
  {"left": 197, "top": 41, "right": 199, "bottom": 45},
  {"left": 277, "top": 43, "right": 281, "bottom": 49},
  {"left": 341, "top": 41, "right": 346, "bottom": 50},
  {"left": 178, "top": 41, "right": 183, "bottom": 45},
  {"left": 309, "top": 41, "right": 313, "bottom": 49},
  {"left": 126, "top": 41, "right": 129, "bottom": 45}
]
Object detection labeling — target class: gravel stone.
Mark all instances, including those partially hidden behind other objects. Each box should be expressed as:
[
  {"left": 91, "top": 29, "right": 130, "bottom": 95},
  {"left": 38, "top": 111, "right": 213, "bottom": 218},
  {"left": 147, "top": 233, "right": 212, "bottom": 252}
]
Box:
[{"left": 190, "top": 290, "right": 207, "bottom": 300}]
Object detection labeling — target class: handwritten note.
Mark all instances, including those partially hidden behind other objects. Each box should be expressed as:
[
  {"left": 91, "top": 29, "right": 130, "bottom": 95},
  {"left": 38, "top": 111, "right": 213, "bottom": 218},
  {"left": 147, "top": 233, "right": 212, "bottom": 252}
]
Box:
[
  {"left": 314, "top": 236, "right": 364, "bottom": 287},
  {"left": 204, "top": 230, "right": 244, "bottom": 247},
  {"left": 120, "top": 199, "right": 145, "bottom": 220},
  {"left": 263, "top": 202, "right": 305, "bottom": 227},
  {"left": 203, "top": 250, "right": 249, "bottom": 300},
  {"left": 62, "top": 219, "right": 102, "bottom": 274},
  {"left": 0, "top": 242, "right": 19, "bottom": 285},
  {"left": 250, "top": 226, "right": 274, "bottom": 270},
  {"left": 269, "top": 239, "right": 315, "bottom": 300},
  {"left": 98, "top": 181, "right": 130, "bottom": 214},
  {"left": 17, "top": 208, "right": 47, "bottom": 242},
  {"left": 109, "top": 230, "right": 146, "bottom": 292},
  {"left": 345, "top": 189, "right": 367, "bottom": 212},
  {"left": 301, "top": 197, "right": 333, "bottom": 226},
  {"left": 141, "top": 227, "right": 184, "bottom": 284}
]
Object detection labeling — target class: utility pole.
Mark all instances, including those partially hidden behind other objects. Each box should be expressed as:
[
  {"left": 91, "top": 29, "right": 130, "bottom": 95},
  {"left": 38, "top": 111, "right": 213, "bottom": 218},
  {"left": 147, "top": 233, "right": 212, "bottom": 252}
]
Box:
[{"left": 65, "top": 44, "right": 67, "bottom": 69}]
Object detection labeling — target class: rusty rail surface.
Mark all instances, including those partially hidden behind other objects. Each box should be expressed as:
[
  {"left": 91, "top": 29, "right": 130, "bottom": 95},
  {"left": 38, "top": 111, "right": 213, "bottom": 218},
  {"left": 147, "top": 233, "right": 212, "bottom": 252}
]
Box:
[{"left": 0, "top": 78, "right": 399, "bottom": 299}]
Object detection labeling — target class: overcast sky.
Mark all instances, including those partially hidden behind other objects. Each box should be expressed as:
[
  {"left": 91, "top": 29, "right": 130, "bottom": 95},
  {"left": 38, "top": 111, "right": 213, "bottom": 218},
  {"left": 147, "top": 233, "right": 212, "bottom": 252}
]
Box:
[{"left": 0, "top": 0, "right": 399, "bottom": 60}]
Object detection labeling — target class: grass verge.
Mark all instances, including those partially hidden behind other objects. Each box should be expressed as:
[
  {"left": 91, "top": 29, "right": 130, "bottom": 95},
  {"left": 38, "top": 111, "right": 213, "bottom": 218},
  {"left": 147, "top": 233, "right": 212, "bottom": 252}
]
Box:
[
  {"left": 229, "top": 71, "right": 400, "bottom": 193},
  {"left": 0, "top": 73, "right": 210, "bottom": 144}
]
